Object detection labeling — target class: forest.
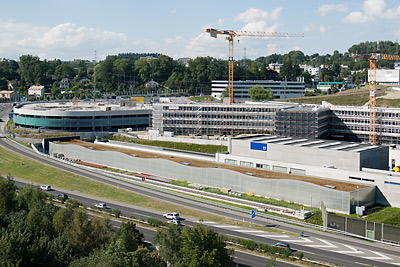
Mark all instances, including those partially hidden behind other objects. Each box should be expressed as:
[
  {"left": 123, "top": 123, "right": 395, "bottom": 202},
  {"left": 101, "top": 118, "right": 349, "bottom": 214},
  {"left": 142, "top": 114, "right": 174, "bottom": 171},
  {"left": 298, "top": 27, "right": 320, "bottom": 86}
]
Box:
[
  {"left": 0, "top": 177, "right": 233, "bottom": 267},
  {"left": 0, "top": 41, "right": 399, "bottom": 99}
]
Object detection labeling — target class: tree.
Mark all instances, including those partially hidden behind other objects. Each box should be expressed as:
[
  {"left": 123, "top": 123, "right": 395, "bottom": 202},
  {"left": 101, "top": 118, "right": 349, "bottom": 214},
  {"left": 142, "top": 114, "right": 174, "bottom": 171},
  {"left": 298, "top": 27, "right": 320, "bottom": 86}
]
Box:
[
  {"left": 153, "top": 224, "right": 183, "bottom": 266},
  {"left": 115, "top": 222, "right": 144, "bottom": 253},
  {"left": 0, "top": 176, "right": 17, "bottom": 216},
  {"left": 248, "top": 85, "right": 273, "bottom": 101},
  {"left": 177, "top": 224, "right": 232, "bottom": 267}
]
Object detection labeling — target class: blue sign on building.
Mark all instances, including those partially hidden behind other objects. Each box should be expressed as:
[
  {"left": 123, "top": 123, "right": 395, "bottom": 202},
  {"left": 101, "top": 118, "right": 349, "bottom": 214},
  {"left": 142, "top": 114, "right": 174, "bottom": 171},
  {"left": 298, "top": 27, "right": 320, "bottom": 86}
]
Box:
[{"left": 250, "top": 142, "right": 267, "bottom": 151}]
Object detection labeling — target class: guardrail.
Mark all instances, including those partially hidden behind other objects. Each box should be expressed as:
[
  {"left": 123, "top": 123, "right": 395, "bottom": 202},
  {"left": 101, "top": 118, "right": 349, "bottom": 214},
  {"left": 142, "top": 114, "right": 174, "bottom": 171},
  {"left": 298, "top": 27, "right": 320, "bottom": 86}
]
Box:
[{"left": 6, "top": 138, "right": 400, "bottom": 248}]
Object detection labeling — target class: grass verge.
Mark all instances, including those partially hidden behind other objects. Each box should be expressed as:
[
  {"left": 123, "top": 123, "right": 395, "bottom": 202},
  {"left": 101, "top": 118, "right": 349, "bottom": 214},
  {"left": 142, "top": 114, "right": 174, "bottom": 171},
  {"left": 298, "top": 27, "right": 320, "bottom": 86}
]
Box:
[
  {"left": 106, "top": 134, "right": 228, "bottom": 154},
  {"left": 0, "top": 145, "right": 281, "bottom": 232}
]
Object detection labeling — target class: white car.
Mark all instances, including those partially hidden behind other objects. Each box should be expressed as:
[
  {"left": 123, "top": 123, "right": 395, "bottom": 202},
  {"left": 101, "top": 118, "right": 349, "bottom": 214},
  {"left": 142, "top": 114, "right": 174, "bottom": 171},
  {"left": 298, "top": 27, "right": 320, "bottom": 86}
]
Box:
[
  {"left": 40, "top": 185, "right": 52, "bottom": 191},
  {"left": 167, "top": 219, "right": 183, "bottom": 226},
  {"left": 94, "top": 203, "right": 109, "bottom": 209},
  {"left": 163, "top": 212, "right": 180, "bottom": 220}
]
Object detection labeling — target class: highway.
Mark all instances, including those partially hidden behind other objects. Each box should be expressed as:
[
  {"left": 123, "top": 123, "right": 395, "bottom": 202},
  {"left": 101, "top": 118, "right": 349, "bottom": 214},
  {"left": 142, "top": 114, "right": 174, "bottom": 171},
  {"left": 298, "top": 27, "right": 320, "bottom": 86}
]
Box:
[{"left": 0, "top": 115, "right": 399, "bottom": 265}]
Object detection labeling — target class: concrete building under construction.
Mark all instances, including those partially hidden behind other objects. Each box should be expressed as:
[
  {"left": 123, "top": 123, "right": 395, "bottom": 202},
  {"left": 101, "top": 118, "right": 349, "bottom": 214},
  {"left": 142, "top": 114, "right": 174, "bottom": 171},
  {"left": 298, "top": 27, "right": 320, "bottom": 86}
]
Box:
[
  {"left": 152, "top": 102, "right": 330, "bottom": 138},
  {"left": 151, "top": 101, "right": 400, "bottom": 145}
]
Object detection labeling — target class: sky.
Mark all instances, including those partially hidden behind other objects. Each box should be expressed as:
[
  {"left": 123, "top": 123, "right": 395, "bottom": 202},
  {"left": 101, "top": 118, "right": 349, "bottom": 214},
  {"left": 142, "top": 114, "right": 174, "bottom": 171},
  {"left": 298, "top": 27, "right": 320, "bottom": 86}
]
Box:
[{"left": 1, "top": 0, "right": 400, "bottom": 62}]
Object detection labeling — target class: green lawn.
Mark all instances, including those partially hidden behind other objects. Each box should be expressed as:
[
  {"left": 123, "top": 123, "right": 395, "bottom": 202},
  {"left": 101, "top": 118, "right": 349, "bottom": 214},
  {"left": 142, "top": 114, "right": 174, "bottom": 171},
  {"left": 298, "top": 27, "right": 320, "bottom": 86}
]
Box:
[
  {"left": 0, "top": 145, "right": 253, "bottom": 226},
  {"left": 107, "top": 135, "right": 228, "bottom": 154},
  {"left": 288, "top": 90, "right": 390, "bottom": 107}
]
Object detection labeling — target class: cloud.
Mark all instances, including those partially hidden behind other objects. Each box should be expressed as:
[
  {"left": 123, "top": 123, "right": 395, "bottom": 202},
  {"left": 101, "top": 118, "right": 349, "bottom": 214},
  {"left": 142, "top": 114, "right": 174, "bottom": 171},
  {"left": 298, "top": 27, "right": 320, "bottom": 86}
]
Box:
[
  {"left": 0, "top": 19, "right": 127, "bottom": 60},
  {"left": 319, "top": 25, "right": 326, "bottom": 33},
  {"left": 318, "top": 4, "right": 348, "bottom": 16},
  {"left": 164, "top": 36, "right": 185, "bottom": 45},
  {"left": 303, "top": 24, "right": 316, "bottom": 32},
  {"left": 343, "top": 0, "right": 400, "bottom": 24},
  {"left": 234, "top": 8, "right": 281, "bottom": 34},
  {"left": 234, "top": 7, "right": 282, "bottom": 23}
]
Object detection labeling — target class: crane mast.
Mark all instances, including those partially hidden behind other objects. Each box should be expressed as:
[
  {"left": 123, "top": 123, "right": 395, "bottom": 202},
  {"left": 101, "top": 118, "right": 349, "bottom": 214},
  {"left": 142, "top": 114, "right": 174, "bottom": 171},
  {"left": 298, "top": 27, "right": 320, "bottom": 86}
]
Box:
[
  {"left": 352, "top": 52, "right": 400, "bottom": 144},
  {"left": 206, "top": 29, "right": 304, "bottom": 104}
]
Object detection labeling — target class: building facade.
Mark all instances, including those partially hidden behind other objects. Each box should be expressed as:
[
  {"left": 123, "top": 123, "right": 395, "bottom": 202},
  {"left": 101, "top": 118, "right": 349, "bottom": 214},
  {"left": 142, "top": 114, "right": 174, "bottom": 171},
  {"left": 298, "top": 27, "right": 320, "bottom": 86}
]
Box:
[
  {"left": 28, "top": 85, "right": 45, "bottom": 97},
  {"left": 13, "top": 101, "right": 151, "bottom": 138},
  {"left": 0, "top": 90, "right": 18, "bottom": 100},
  {"left": 152, "top": 102, "right": 330, "bottom": 138},
  {"left": 211, "top": 80, "right": 305, "bottom": 100},
  {"left": 368, "top": 69, "right": 400, "bottom": 85},
  {"left": 152, "top": 101, "right": 400, "bottom": 145}
]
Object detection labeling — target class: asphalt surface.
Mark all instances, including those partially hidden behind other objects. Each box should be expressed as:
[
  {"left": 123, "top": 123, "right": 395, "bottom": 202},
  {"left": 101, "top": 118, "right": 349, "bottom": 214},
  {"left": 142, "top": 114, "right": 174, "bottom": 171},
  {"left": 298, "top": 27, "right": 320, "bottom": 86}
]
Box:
[{"left": 0, "top": 124, "right": 399, "bottom": 266}]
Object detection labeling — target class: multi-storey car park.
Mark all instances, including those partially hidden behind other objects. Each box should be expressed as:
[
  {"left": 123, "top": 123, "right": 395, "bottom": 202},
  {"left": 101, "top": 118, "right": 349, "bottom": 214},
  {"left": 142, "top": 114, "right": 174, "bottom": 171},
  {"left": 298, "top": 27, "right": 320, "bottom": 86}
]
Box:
[
  {"left": 152, "top": 101, "right": 400, "bottom": 145},
  {"left": 12, "top": 100, "right": 151, "bottom": 139}
]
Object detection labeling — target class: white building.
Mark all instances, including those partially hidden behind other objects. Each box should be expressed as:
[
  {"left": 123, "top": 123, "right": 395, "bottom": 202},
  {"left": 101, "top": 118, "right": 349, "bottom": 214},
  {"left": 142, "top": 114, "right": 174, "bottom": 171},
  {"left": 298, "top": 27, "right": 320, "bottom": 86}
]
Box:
[
  {"left": 368, "top": 68, "right": 400, "bottom": 85},
  {"left": 211, "top": 80, "right": 305, "bottom": 100},
  {"left": 28, "top": 85, "right": 45, "bottom": 97}
]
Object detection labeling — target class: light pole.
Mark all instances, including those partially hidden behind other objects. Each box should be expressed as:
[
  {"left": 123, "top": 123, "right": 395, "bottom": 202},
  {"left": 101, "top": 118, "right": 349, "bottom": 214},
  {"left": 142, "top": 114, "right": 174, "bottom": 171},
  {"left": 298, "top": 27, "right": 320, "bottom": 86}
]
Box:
[{"left": 357, "top": 185, "right": 359, "bottom": 217}]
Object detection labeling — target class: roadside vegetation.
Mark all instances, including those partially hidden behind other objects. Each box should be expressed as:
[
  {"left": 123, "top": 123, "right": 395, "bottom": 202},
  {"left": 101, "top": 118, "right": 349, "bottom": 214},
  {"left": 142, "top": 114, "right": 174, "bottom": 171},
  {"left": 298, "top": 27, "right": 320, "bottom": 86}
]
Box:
[
  {"left": 285, "top": 89, "right": 386, "bottom": 106},
  {"left": 106, "top": 134, "right": 228, "bottom": 154},
  {"left": 0, "top": 177, "right": 235, "bottom": 266}
]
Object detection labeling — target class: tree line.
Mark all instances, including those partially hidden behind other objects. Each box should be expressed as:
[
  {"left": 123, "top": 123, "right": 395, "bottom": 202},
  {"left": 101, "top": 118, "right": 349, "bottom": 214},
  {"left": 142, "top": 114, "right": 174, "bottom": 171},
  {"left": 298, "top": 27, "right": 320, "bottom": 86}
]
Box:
[
  {"left": 0, "top": 177, "right": 233, "bottom": 266},
  {"left": 1, "top": 41, "right": 399, "bottom": 99}
]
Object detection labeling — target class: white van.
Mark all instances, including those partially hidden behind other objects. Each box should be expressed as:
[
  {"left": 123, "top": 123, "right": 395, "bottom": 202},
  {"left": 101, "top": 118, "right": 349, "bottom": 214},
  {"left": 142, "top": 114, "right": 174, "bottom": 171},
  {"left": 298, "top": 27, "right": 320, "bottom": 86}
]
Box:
[
  {"left": 40, "top": 185, "right": 52, "bottom": 191},
  {"left": 163, "top": 212, "right": 180, "bottom": 220}
]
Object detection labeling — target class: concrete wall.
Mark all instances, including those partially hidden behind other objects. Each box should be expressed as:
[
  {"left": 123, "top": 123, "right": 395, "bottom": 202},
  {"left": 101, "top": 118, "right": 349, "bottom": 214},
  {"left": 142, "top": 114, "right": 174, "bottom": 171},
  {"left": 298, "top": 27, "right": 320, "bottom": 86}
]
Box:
[
  {"left": 230, "top": 139, "right": 389, "bottom": 171},
  {"left": 230, "top": 139, "right": 362, "bottom": 171},
  {"left": 49, "top": 142, "right": 355, "bottom": 214},
  {"left": 216, "top": 152, "right": 400, "bottom": 208}
]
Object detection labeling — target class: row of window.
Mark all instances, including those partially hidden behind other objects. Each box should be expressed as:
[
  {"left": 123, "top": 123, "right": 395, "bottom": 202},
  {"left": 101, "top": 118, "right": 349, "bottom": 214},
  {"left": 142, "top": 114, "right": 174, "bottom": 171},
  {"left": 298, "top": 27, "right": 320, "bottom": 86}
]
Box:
[{"left": 16, "top": 114, "right": 148, "bottom": 119}]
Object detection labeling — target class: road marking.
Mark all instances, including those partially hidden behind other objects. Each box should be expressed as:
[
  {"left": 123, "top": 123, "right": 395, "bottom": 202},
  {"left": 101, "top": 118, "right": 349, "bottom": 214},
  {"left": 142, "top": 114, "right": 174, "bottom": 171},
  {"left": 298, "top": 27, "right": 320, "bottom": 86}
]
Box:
[
  {"left": 301, "top": 250, "right": 315, "bottom": 255},
  {"left": 238, "top": 230, "right": 269, "bottom": 233},
  {"left": 219, "top": 225, "right": 241, "bottom": 229},
  {"left": 354, "top": 262, "right": 372, "bottom": 266},
  {"left": 333, "top": 245, "right": 364, "bottom": 254},
  {"left": 279, "top": 238, "right": 313, "bottom": 243},
  {"left": 306, "top": 238, "right": 337, "bottom": 248},
  {"left": 363, "top": 251, "right": 392, "bottom": 261},
  {"left": 257, "top": 234, "right": 290, "bottom": 238}
]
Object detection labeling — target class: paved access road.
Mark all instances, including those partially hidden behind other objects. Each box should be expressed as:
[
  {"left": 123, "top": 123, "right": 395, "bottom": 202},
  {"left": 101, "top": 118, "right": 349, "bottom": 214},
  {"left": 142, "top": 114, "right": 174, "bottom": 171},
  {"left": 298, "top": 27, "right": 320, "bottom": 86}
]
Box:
[{"left": 1, "top": 138, "right": 400, "bottom": 266}]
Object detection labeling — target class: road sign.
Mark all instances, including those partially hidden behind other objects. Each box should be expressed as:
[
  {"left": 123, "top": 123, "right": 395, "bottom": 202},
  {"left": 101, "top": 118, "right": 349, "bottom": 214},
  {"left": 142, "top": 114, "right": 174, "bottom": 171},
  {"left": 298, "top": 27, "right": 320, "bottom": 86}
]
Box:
[{"left": 251, "top": 209, "right": 256, "bottom": 219}]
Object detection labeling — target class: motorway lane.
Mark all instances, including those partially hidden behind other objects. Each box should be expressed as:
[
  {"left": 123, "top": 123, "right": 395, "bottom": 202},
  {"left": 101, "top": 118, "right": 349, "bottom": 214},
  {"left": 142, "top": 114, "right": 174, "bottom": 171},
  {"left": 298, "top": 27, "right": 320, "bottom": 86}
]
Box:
[
  {"left": 15, "top": 180, "right": 297, "bottom": 267},
  {"left": 14, "top": 179, "right": 396, "bottom": 267},
  {"left": 2, "top": 138, "right": 400, "bottom": 266}
]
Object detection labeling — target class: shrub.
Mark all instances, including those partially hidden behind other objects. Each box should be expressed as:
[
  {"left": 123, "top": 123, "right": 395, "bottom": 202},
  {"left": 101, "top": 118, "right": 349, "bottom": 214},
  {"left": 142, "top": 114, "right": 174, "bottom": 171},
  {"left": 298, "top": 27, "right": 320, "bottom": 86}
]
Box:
[
  {"left": 66, "top": 199, "right": 80, "bottom": 208},
  {"left": 244, "top": 239, "right": 258, "bottom": 251},
  {"left": 147, "top": 217, "right": 163, "bottom": 227},
  {"left": 296, "top": 251, "right": 304, "bottom": 260},
  {"left": 112, "top": 209, "right": 121, "bottom": 218}
]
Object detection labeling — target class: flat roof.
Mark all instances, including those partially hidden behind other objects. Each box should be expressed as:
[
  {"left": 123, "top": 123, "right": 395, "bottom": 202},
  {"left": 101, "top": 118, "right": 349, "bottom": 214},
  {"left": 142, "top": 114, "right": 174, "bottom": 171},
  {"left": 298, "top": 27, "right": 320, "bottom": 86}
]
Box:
[
  {"left": 235, "top": 135, "right": 385, "bottom": 153},
  {"left": 15, "top": 100, "right": 150, "bottom": 112}
]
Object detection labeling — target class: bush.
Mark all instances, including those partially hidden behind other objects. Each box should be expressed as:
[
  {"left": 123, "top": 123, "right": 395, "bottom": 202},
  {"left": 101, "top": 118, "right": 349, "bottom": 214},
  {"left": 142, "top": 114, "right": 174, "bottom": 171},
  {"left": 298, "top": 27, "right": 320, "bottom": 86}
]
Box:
[
  {"left": 296, "top": 251, "right": 304, "bottom": 260},
  {"left": 265, "top": 257, "right": 276, "bottom": 267},
  {"left": 147, "top": 218, "right": 163, "bottom": 227},
  {"left": 244, "top": 239, "right": 258, "bottom": 251},
  {"left": 112, "top": 209, "right": 121, "bottom": 218},
  {"left": 282, "top": 248, "right": 292, "bottom": 258},
  {"left": 66, "top": 199, "right": 80, "bottom": 208}
]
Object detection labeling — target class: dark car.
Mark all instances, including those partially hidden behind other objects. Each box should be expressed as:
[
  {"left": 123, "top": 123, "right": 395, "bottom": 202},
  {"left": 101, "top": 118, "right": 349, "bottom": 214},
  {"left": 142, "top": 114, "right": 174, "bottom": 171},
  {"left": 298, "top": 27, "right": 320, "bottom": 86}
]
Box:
[{"left": 56, "top": 193, "right": 68, "bottom": 200}]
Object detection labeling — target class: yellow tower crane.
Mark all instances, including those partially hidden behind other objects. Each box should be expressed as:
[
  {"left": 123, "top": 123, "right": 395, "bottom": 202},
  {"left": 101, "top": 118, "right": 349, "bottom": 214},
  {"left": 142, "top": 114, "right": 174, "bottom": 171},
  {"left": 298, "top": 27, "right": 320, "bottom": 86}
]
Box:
[
  {"left": 206, "top": 28, "right": 304, "bottom": 103},
  {"left": 352, "top": 52, "right": 400, "bottom": 144}
]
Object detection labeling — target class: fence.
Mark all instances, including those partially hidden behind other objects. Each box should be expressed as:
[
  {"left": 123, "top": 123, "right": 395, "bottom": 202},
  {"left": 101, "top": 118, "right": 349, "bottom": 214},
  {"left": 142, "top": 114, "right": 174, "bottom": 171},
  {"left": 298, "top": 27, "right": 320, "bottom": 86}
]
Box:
[{"left": 327, "top": 213, "right": 400, "bottom": 244}]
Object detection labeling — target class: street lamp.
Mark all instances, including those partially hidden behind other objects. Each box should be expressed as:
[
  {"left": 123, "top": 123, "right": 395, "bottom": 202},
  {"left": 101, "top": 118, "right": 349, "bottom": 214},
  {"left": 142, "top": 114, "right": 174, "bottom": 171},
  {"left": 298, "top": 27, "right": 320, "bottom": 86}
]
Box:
[{"left": 357, "top": 185, "right": 359, "bottom": 217}]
